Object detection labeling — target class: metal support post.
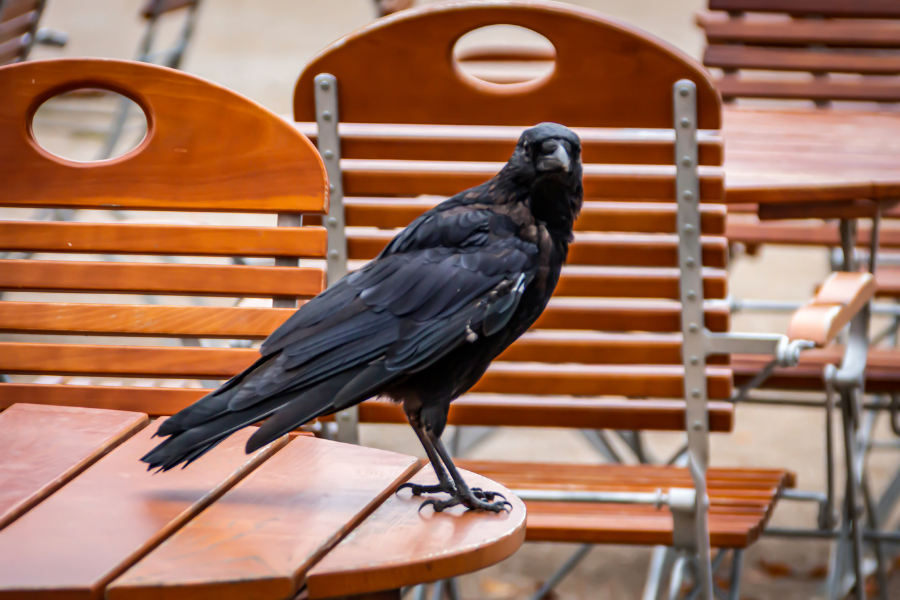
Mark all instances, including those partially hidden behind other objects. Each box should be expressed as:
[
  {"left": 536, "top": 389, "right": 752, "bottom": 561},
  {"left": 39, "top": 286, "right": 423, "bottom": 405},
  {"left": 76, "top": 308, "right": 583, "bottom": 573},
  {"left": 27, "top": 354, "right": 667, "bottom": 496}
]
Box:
[
  {"left": 314, "top": 73, "right": 357, "bottom": 444},
  {"left": 674, "top": 79, "right": 713, "bottom": 600}
]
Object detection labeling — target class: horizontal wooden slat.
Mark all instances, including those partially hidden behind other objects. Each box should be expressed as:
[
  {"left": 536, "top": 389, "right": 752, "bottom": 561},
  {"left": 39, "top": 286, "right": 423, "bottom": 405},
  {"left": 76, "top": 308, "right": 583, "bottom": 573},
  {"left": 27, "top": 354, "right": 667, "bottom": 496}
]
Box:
[
  {"left": 0, "top": 303, "right": 295, "bottom": 338},
  {"left": 534, "top": 299, "right": 730, "bottom": 333},
  {"left": 0, "top": 11, "right": 35, "bottom": 45},
  {"left": 708, "top": 0, "right": 900, "bottom": 18},
  {"left": 726, "top": 218, "right": 900, "bottom": 248},
  {"left": 0, "top": 299, "right": 730, "bottom": 338},
  {"left": 455, "top": 45, "right": 557, "bottom": 61},
  {"left": 699, "top": 13, "right": 900, "bottom": 48},
  {"left": 340, "top": 160, "right": 725, "bottom": 200},
  {"left": 321, "top": 395, "right": 734, "bottom": 432},
  {"left": 317, "top": 199, "right": 727, "bottom": 235},
  {"left": 0, "top": 222, "right": 327, "bottom": 258},
  {"left": 0, "top": 260, "right": 325, "bottom": 298},
  {"left": 0, "top": 35, "right": 26, "bottom": 63},
  {"left": 705, "top": 44, "right": 900, "bottom": 75},
  {"left": 715, "top": 76, "right": 900, "bottom": 102},
  {"left": 0, "top": 385, "right": 734, "bottom": 433},
  {"left": 459, "top": 460, "right": 792, "bottom": 547},
  {"left": 555, "top": 266, "right": 728, "bottom": 300},
  {"left": 0, "top": 0, "right": 38, "bottom": 22},
  {"left": 0, "top": 344, "right": 732, "bottom": 399},
  {"left": 347, "top": 229, "right": 729, "bottom": 267},
  {"left": 293, "top": 122, "right": 724, "bottom": 166}
]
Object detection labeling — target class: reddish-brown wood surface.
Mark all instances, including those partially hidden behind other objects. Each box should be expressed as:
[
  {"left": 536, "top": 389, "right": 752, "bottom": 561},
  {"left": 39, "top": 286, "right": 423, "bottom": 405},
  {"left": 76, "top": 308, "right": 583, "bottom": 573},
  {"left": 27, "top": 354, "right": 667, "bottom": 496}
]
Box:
[
  {"left": 0, "top": 419, "right": 287, "bottom": 600},
  {"left": 0, "top": 404, "right": 148, "bottom": 531},
  {"left": 0, "top": 59, "right": 326, "bottom": 213},
  {"left": 787, "top": 272, "right": 876, "bottom": 346},
  {"left": 293, "top": 122, "right": 724, "bottom": 166},
  {"left": 294, "top": 1, "right": 721, "bottom": 129},
  {"left": 723, "top": 106, "right": 900, "bottom": 205},
  {"left": 733, "top": 349, "right": 900, "bottom": 393},
  {"left": 708, "top": 0, "right": 900, "bottom": 19},
  {"left": 460, "top": 461, "right": 794, "bottom": 548},
  {"left": 306, "top": 467, "right": 525, "bottom": 598},
  {"left": 726, "top": 218, "right": 900, "bottom": 248},
  {"left": 0, "top": 260, "right": 325, "bottom": 298},
  {"left": 108, "top": 436, "right": 421, "bottom": 600},
  {"left": 0, "top": 222, "right": 327, "bottom": 258}
]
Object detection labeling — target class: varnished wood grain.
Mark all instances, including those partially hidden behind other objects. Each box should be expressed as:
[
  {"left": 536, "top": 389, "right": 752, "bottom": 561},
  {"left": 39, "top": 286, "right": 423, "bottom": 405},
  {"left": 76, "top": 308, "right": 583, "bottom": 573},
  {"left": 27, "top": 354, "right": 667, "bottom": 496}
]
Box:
[
  {"left": 0, "top": 303, "right": 296, "bottom": 339},
  {"left": 293, "top": 122, "right": 724, "bottom": 166},
  {"left": 0, "top": 260, "right": 325, "bottom": 298},
  {"left": 459, "top": 460, "right": 794, "bottom": 548},
  {"left": 0, "top": 222, "right": 327, "bottom": 258},
  {"left": 709, "top": 0, "right": 900, "bottom": 19},
  {"left": 294, "top": 1, "right": 721, "bottom": 129},
  {"left": 107, "top": 436, "right": 421, "bottom": 600},
  {"left": 788, "top": 272, "right": 876, "bottom": 346},
  {"left": 306, "top": 468, "right": 525, "bottom": 598},
  {"left": 0, "top": 59, "right": 327, "bottom": 213},
  {"left": 0, "top": 419, "right": 287, "bottom": 600},
  {"left": 319, "top": 199, "right": 728, "bottom": 236},
  {"left": 0, "top": 404, "right": 148, "bottom": 531}
]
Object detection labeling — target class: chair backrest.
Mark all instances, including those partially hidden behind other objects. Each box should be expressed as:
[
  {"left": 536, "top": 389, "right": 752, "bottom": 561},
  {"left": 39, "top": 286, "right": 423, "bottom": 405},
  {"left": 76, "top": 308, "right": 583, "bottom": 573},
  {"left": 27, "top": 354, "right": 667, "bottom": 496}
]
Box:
[
  {"left": 0, "top": 0, "right": 46, "bottom": 65},
  {"left": 0, "top": 58, "right": 328, "bottom": 415},
  {"left": 697, "top": 0, "right": 900, "bottom": 106},
  {"left": 292, "top": 0, "right": 733, "bottom": 434}
]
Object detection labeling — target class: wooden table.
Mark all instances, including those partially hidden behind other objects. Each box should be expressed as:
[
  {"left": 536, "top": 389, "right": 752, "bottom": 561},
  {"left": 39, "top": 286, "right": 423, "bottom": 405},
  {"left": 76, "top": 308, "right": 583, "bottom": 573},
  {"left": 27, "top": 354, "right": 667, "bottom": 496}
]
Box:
[
  {"left": 722, "top": 105, "right": 900, "bottom": 207},
  {"left": 0, "top": 404, "right": 525, "bottom": 600}
]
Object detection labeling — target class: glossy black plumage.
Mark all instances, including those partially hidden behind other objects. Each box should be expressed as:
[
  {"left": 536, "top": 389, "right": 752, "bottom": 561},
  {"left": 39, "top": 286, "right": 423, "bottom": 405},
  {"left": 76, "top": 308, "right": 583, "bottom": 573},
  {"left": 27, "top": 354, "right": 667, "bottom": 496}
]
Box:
[{"left": 142, "top": 123, "right": 583, "bottom": 510}]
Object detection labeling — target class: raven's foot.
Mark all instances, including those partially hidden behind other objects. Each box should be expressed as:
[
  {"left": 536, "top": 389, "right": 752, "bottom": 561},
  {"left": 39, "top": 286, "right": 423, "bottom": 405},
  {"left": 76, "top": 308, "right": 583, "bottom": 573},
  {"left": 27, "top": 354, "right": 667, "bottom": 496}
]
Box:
[
  {"left": 397, "top": 481, "right": 506, "bottom": 504},
  {"left": 419, "top": 489, "right": 512, "bottom": 513},
  {"left": 397, "top": 480, "right": 456, "bottom": 497}
]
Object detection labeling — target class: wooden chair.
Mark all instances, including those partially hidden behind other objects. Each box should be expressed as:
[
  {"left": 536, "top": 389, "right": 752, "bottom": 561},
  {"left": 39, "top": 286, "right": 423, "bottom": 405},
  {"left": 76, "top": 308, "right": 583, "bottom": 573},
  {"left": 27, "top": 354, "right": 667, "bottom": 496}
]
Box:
[
  {"left": 0, "top": 0, "right": 65, "bottom": 65},
  {"left": 288, "top": 2, "right": 869, "bottom": 597},
  {"left": 0, "top": 58, "right": 328, "bottom": 415}
]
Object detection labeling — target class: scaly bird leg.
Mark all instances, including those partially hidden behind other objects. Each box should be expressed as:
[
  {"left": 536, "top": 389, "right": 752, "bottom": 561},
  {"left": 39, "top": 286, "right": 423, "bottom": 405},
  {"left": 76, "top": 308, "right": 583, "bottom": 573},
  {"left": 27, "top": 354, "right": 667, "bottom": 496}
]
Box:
[
  {"left": 416, "top": 431, "right": 512, "bottom": 513},
  {"left": 397, "top": 424, "right": 457, "bottom": 497}
]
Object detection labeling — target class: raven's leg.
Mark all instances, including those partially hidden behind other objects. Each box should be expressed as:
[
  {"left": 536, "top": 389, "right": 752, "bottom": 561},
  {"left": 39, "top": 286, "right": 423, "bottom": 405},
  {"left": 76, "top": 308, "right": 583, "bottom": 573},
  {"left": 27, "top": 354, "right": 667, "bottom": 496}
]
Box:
[
  {"left": 396, "top": 424, "right": 456, "bottom": 497},
  {"left": 418, "top": 431, "right": 512, "bottom": 513}
]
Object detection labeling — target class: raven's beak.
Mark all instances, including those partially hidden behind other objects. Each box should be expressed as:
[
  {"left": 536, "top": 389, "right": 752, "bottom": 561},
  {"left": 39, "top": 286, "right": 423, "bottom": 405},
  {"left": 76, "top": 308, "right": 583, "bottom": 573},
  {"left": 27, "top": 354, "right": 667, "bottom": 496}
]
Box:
[{"left": 538, "top": 144, "right": 570, "bottom": 173}]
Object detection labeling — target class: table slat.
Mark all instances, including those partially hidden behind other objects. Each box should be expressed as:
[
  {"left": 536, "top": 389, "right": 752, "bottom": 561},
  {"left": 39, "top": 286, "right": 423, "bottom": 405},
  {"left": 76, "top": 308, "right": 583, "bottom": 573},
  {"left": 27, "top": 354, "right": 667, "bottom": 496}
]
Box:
[
  {"left": 108, "top": 436, "right": 421, "bottom": 600},
  {"left": 0, "top": 419, "right": 286, "bottom": 600},
  {"left": 306, "top": 467, "right": 525, "bottom": 599},
  {"left": 0, "top": 404, "right": 148, "bottom": 531}
]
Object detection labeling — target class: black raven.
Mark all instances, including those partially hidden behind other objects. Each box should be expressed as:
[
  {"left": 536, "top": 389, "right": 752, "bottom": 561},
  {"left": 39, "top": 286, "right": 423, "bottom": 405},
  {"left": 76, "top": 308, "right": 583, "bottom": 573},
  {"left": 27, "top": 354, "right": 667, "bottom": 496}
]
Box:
[{"left": 142, "top": 122, "right": 583, "bottom": 512}]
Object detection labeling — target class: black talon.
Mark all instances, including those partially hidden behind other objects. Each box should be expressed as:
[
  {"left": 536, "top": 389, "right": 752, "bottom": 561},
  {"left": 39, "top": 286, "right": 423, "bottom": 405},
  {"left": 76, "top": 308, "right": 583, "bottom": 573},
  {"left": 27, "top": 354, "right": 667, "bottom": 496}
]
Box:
[
  {"left": 470, "top": 487, "right": 507, "bottom": 502},
  {"left": 397, "top": 481, "right": 456, "bottom": 497}
]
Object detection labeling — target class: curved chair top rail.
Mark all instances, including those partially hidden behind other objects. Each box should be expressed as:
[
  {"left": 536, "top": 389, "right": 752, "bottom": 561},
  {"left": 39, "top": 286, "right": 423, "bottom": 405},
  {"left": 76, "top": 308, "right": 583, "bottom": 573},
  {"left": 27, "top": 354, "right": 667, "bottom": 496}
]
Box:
[
  {"left": 293, "top": 0, "right": 722, "bottom": 130},
  {"left": 0, "top": 58, "right": 328, "bottom": 214}
]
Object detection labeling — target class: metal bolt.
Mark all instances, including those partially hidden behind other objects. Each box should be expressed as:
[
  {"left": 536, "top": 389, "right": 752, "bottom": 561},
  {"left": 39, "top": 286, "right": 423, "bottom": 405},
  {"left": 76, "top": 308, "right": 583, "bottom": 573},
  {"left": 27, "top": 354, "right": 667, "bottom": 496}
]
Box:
[
  {"left": 681, "top": 156, "right": 692, "bottom": 167},
  {"left": 692, "top": 420, "right": 703, "bottom": 430},
  {"left": 683, "top": 190, "right": 694, "bottom": 200},
  {"left": 328, "top": 249, "right": 339, "bottom": 259},
  {"left": 691, "top": 389, "right": 701, "bottom": 399},
  {"left": 686, "top": 290, "right": 696, "bottom": 301},
  {"left": 684, "top": 224, "right": 695, "bottom": 234},
  {"left": 679, "top": 87, "right": 690, "bottom": 97},
  {"left": 685, "top": 257, "right": 696, "bottom": 268},
  {"left": 329, "top": 184, "right": 335, "bottom": 193},
  {"left": 689, "top": 356, "right": 699, "bottom": 365},
  {"left": 688, "top": 323, "right": 699, "bottom": 333},
  {"left": 680, "top": 117, "right": 690, "bottom": 127},
  {"left": 322, "top": 111, "right": 332, "bottom": 121},
  {"left": 320, "top": 80, "right": 331, "bottom": 90},
  {"left": 323, "top": 150, "right": 334, "bottom": 159},
  {"left": 327, "top": 217, "right": 338, "bottom": 226}
]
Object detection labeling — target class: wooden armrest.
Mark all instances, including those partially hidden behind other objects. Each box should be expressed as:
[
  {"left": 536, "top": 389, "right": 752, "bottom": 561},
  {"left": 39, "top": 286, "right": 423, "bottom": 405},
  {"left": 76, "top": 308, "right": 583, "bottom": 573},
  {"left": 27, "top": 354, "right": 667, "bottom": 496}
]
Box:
[{"left": 788, "top": 272, "right": 875, "bottom": 347}]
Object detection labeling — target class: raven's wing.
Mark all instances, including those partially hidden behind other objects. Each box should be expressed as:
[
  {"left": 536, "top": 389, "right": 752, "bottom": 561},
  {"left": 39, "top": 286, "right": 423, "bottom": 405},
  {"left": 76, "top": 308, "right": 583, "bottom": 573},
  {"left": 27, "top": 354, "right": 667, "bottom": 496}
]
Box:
[{"left": 143, "top": 205, "right": 538, "bottom": 470}]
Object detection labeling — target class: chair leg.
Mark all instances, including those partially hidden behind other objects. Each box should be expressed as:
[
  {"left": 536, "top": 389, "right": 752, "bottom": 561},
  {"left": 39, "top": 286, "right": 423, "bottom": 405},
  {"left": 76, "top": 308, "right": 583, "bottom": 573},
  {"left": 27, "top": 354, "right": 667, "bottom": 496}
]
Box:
[
  {"left": 528, "top": 543, "right": 593, "bottom": 600},
  {"left": 726, "top": 549, "right": 744, "bottom": 600},
  {"left": 667, "top": 554, "right": 688, "bottom": 600},
  {"left": 642, "top": 546, "right": 675, "bottom": 600},
  {"left": 840, "top": 389, "right": 868, "bottom": 600}
]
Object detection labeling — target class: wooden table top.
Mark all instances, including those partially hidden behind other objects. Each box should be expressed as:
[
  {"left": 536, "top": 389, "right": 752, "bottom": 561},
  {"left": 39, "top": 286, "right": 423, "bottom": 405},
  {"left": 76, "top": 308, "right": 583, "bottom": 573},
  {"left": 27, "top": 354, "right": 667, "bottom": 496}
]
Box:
[
  {"left": 723, "top": 105, "right": 900, "bottom": 205},
  {"left": 0, "top": 404, "right": 525, "bottom": 600}
]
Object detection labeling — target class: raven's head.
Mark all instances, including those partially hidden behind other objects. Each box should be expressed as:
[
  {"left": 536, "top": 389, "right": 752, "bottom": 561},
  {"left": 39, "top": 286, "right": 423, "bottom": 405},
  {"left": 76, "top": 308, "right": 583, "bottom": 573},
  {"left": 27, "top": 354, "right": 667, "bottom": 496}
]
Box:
[{"left": 506, "top": 123, "right": 584, "bottom": 243}]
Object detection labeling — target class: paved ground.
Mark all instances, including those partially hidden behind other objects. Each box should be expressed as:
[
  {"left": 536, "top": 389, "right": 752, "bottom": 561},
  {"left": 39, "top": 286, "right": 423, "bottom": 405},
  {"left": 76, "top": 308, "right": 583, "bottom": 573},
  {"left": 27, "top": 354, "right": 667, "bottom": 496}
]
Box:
[{"left": 15, "top": 1, "right": 900, "bottom": 598}]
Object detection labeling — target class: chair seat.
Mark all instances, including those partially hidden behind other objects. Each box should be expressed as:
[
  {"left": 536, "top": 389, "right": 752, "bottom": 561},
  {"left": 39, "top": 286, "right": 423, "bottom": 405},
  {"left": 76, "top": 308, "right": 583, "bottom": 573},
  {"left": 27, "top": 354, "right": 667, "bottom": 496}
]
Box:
[
  {"left": 457, "top": 460, "right": 794, "bottom": 549},
  {"left": 876, "top": 266, "right": 900, "bottom": 298},
  {"left": 733, "top": 348, "right": 900, "bottom": 393}
]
